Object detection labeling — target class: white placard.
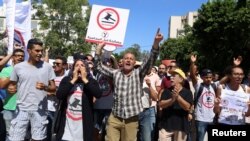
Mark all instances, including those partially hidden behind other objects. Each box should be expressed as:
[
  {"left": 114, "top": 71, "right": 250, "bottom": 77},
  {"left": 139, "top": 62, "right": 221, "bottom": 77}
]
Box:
[
  {"left": 104, "top": 45, "right": 116, "bottom": 51},
  {"left": 86, "top": 4, "right": 129, "bottom": 47},
  {"left": 220, "top": 90, "right": 249, "bottom": 111},
  {"left": 218, "top": 89, "right": 250, "bottom": 125}
]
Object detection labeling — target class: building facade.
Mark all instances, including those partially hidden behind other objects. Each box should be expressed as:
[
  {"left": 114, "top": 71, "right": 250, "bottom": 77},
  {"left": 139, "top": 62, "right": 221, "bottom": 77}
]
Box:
[{"left": 168, "top": 11, "right": 198, "bottom": 38}]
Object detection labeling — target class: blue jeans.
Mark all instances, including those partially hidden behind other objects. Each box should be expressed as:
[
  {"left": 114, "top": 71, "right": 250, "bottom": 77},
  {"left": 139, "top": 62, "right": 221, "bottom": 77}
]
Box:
[
  {"left": 195, "top": 120, "right": 213, "bottom": 141},
  {"left": 138, "top": 107, "right": 156, "bottom": 141},
  {"left": 47, "top": 111, "right": 55, "bottom": 141},
  {"left": 94, "top": 109, "right": 111, "bottom": 134},
  {"left": 2, "top": 110, "right": 15, "bottom": 141}
]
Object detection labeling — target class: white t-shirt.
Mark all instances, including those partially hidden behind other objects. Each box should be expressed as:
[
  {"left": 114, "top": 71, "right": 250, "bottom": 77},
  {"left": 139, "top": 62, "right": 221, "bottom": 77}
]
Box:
[
  {"left": 62, "top": 84, "right": 83, "bottom": 141},
  {"left": 194, "top": 82, "right": 219, "bottom": 122},
  {"left": 218, "top": 84, "right": 249, "bottom": 125},
  {"left": 141, "top": 73, "right": 161, "bottom": 108},
  {"left": 48, "top": 74, "right": 66, "bottom": 112}
]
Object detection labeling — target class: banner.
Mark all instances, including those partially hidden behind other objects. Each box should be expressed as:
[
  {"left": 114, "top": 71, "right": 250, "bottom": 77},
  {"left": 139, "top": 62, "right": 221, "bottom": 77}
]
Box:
[
  {"left": 3, "top": 0, "right": 16, "bottom": 55},
  {"left": 15, "top": 0, "right": 32, "bottom": 59},
  {"left": 4, "top": 0, "right": 31, "bottom": 58}
]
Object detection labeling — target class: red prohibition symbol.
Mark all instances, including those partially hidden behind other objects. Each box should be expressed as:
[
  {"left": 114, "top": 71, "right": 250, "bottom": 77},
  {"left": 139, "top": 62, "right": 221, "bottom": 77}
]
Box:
[{"left": 97, "top": 8, "right": 120, "bottom": 30}]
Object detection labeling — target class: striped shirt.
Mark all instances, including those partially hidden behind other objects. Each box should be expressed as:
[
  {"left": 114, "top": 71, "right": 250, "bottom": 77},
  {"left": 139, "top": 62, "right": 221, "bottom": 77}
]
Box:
[{"left": 96, "top": 48, "right": 159, "bottom": 119}]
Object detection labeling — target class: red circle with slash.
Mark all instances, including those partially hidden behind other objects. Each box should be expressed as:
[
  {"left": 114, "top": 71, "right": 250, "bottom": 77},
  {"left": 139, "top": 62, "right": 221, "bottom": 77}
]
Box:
[{"left": 97, "top": 8, "right": 120, "bottom": 30}]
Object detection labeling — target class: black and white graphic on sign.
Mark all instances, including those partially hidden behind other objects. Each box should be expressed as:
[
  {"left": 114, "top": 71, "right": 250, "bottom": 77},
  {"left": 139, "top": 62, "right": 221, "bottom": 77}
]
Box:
[{"left": 97, "top": 8, "right": 120, "bottom": 30}]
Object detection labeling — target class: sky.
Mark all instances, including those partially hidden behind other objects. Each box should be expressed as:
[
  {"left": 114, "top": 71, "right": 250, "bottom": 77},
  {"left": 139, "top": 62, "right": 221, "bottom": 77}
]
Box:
[
  {"left": 1, "top": 0, "right": 208, "bottom": 53},
  {"left": 88, "top": 0, "right": 208, "bottom": 53}
]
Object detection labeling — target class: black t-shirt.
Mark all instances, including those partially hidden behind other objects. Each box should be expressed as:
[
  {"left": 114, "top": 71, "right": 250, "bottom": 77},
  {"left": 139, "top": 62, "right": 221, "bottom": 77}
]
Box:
[
  {"left": 0, "top": 99, "right": 3, "bottom": 112},
  {"left": 160, "top": 87, "right": 193, "bottom": 133}
]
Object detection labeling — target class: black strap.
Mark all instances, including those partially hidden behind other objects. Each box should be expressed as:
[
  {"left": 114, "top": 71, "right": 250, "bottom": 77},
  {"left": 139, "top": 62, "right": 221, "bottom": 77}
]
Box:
[
  {"left": 0, "top": 99, "right": 3, "bottom": 112},
  {"left": 194, "top": 83, "right": 204, "bottom": 106},
  {"left": 194, "top": 83, "right": 217, "bottom": 106}
]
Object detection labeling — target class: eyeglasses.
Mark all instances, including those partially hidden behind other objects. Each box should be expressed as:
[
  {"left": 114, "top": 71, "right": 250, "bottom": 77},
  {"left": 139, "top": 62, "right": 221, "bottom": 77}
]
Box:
[
  {"left": 53, "top": 62, "right": 62, "bottom": 66},
  {"left": 232, "top": 73, "right": 244, "bottom": 77},
  {"left": 14, "top": 54, "right": 24, "bottom": 58},
  {"left": 168, "top": 66, "right": 175, "bottom": 69}
]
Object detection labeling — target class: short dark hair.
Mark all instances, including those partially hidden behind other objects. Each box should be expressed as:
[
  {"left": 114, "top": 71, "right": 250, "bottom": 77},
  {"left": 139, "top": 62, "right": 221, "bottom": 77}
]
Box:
[
  {"left": 228, "top": 66, "right": 243, "bottom": 75},
  {"left": 73, "top": 52, "right": 85, "bottom": 60},
  {"left": 13, "top": 49, "right": 24, "bottom": 56},
  {"left": 55, "top": 56, "right": 67, "bottom": 64},
  {"left": 85, "top": 54, "right": 94, "bottom": 61},
  {"left": 27, "top": 38, "right": 43, "bottom": 49},
  {"left": 201, "top": 69, "right": 212, "bottom": 77}
]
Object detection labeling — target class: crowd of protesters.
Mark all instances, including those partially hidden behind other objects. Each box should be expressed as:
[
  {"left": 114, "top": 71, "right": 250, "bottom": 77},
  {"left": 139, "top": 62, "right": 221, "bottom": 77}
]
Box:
[{"left": 0, "top": 28, "right": 250, "bottom": 141}]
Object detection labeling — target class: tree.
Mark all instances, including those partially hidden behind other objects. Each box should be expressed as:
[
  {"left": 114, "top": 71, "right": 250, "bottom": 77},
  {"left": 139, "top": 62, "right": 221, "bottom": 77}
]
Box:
[
  {"left": 32, "top": 0, "right": 91, "bottom": 58},
  {"left": 193, "top": 0, "right": 250, "bottom": 73},
  {"left": 160, "top": 25, "right": 196, "bottom": 71},
  {"left": 0, "top": 31, "right": 8, "bottom": 55},
  {"left": 119, "top": 44, "right": 145, "bottom": 61}
]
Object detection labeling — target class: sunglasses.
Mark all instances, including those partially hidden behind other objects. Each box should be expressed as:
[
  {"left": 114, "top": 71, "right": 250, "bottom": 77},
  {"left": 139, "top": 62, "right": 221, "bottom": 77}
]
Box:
[
  {"left": 53, "top": 62, "right": 62, "bottom": 66},
  {"left": 14, "top": 54, "right": 24, "bottom": 58}
]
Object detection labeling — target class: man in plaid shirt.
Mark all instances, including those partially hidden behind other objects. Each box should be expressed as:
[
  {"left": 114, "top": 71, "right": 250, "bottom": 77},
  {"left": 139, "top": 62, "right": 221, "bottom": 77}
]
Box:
[{"left": 95, "top": 28, "right": 163, "bottom": 141}]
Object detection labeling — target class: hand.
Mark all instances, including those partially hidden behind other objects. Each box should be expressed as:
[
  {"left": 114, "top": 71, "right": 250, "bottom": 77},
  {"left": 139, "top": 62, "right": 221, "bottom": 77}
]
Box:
[
  {"left": 36, "top": 82, "right": 46, "bottom": 90},
  {"left": 187, "top": 113, "right": 193, "bottom": 121},
  {"left": 80, "top": 66, "right": 88, "bottom": 83},
  {"left": 153, "top": 28, "right": 164, "bottom": 50},
  {"left": 145, "top": 79, "right": 151, "bottom": 87},
  {"left": 72, "top": 68, "right": 79, "bottom": 81},
  {"left": 96, "top": 42, "right": 106, "bottom": 55},
  {"left": 45, "top": 47, "right": 50, "bottom": 52},
  {"left": 190, "top": 54, "right": 197, "bottom": 63},
  {"left": 214, "top": 97, "right": 221, "bottom": 107},
  {"left": 14, "top": 43, "right": 24, "bottom": 50},
  {"left": 171, "top": 87, "right": 180, "bottom": 101},
  {"left": 233, "top": 56, "right": 242, "bottom": 66},
  {"left": 80, "top": 66, "right": 87, "bottom": 79},
  {"left": 110, "top": 54, "right": 116, "bottom": 60}
]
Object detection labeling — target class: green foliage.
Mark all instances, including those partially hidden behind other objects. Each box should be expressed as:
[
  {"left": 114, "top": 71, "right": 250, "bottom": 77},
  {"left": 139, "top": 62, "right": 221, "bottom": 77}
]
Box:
[
  {"left": 193, "top": 0, "right": 250, "bottom": 73},
  {"left": 160, "top": 25, "right": 196, "bottom": 71},
  {"left": 32, "top": 0, "right": 91, "bottom": 58},
  {"left": 160, "top": 0, "right": 250, "bottom": 74},
  {"left": 118, "top": 44, "right": 148, "bottom": 61}
]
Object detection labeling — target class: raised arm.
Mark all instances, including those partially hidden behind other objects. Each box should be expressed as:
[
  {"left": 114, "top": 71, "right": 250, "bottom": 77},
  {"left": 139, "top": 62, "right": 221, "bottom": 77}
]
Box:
[
  {"left": 140, "top": 28, "right": 163, "bottom": 77},
  {"left": 233, "top": 56, "right": 242, "bottom": 66},
  {"left": 213, "top": 86, "right": 222, "bottom": 114},
  {"left": 153, "top": 28, "right": 163, "bottom": 50},
  {"left": 110, "top": 55, "right": 119, "bottom": 69},
  {"left": 219, "top": 56, "right": 242, "bottom": 85},
  {"left": 43, "top": 47, "right": 50, "bottom": 63},
  {"left": 145, "top": 78, "right": 158, "bottom": 101},
  {"left": 0, "top": 54, "right": 12, "bottom": 70},
  {"left": 189, "top": 54, "right": 198, "bottom": 86},
  {"left": 95, "top": 43, "right": 114, "bottom": 78}
]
